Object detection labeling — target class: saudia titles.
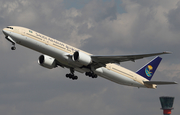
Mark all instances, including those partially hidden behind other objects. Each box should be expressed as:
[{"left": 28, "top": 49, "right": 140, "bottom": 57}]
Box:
[{"left": 145, "top": 65, "right": 153, "bottom": 77}]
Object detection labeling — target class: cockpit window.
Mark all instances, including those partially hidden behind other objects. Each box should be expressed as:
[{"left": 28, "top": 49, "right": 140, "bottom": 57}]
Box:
[{"left": 6, "top": 27, "right": 13, "bottom": 29}]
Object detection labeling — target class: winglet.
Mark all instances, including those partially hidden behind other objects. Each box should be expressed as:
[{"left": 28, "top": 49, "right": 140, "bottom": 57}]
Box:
[{"left": 163, "top": 51, "right": 171, "bottom": 54}]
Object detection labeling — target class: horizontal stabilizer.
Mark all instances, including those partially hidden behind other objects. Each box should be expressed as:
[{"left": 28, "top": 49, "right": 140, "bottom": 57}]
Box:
[{"left": 144, "top": 81, "right": 178, "bottom": 85}]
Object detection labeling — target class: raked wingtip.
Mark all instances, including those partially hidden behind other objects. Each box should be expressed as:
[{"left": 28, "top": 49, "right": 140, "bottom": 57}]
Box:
[{"left": 163, "top": 51, "right": 171, "bottom": 54}]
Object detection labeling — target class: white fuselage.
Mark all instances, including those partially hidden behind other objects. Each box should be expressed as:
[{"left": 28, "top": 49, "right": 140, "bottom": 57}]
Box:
[{"left": 3, "top": 26, "right": 156, "bottom": 88}]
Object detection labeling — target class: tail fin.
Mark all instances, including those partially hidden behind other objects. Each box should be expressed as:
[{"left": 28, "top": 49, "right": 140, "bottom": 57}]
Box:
[{"left": 136, "top": 56, "right": 162, "bottom": 80}]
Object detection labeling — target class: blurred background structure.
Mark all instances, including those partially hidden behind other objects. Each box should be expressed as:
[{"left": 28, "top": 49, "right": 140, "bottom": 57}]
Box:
[{"left": 159, "top": 96, "right": 174, "bottom": 115}]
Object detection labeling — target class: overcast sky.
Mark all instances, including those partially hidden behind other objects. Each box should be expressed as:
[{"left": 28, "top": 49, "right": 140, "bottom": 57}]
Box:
[{"left": 0, "top": 0, "right": 180, "bottom": 115}]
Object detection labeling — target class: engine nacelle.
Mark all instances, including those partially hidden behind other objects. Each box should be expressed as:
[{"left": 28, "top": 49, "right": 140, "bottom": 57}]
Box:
[
  {"left": 38, "top": 55, "right": 57, "bottom": 69},
  {"left": 73, "top": 51, "right": 92, "bottom": 66}
]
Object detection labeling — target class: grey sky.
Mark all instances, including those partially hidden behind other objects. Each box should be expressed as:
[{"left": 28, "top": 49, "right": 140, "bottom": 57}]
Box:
[{"left": 0, "top": 0, "right": 180, "bottom": 115}]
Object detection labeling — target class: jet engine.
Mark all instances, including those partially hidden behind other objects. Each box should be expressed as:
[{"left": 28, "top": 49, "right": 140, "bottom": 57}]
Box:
[
  {"left": 73, "top": 51, "right": 92, "bottom": 66},
  {"left": 38, "top": 55, "right": 57, "bottom": 69}
]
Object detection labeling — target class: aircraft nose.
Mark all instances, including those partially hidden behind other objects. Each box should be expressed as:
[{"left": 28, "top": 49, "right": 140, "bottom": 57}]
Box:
[{"left": 2, "top": 29, "right": 9, "bottom": 36}]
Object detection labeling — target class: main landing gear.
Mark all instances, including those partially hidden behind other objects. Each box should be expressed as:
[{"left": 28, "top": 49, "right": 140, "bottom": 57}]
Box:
[
  {"left": 66, "top": 68, "right": 78, "bottom": 80},
  {"left": 65, "top": 68, "right": 98, "bottom": 80},
  {"left": 85, "top": 72, "right": 98, "bottom": 78}
]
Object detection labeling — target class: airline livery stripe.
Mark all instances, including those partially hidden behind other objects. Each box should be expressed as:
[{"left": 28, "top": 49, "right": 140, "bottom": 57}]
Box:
[
  {"left": 112, "top": 67, "right": 134, "bottom": 78},
  {"left": 53, "top": 43, "right": 65, "bottom": 49},
  {"left": 27, "top": 33, "right": 42, "bottom": 40}
]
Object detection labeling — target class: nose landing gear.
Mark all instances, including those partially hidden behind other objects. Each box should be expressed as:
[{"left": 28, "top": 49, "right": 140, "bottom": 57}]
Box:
[
  {"left": 5, "top": 36, "right": 16, "bottom": 50},
  {"left": 11, "top": 44, "right": 16, "bottom": 50},
  {"left": 11, "top": 46, "right": 16, "bottom": 50}
]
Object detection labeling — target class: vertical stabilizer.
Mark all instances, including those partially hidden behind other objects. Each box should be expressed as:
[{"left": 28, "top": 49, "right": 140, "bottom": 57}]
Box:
[{"left": 136, "top": 56, "right": 162, "bottom": 80}]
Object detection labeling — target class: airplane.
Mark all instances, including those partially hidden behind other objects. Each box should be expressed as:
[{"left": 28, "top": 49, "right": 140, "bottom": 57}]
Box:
[{"left": 2, "top": 26, "right": 177, "bottom": 89}]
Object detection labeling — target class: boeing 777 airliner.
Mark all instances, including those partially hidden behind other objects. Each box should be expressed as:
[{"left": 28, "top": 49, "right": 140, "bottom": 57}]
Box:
[{"left": 2, "top": 26, "right": 177, "bottom": 89}]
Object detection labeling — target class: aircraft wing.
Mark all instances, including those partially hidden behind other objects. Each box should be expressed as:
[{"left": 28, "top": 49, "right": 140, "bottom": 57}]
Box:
[
  {"left": 144, "top": 81, "right": 178, "bottom": 85},
  {"left": 91, "top": 51, "right": 170, "bottom": 67}
]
